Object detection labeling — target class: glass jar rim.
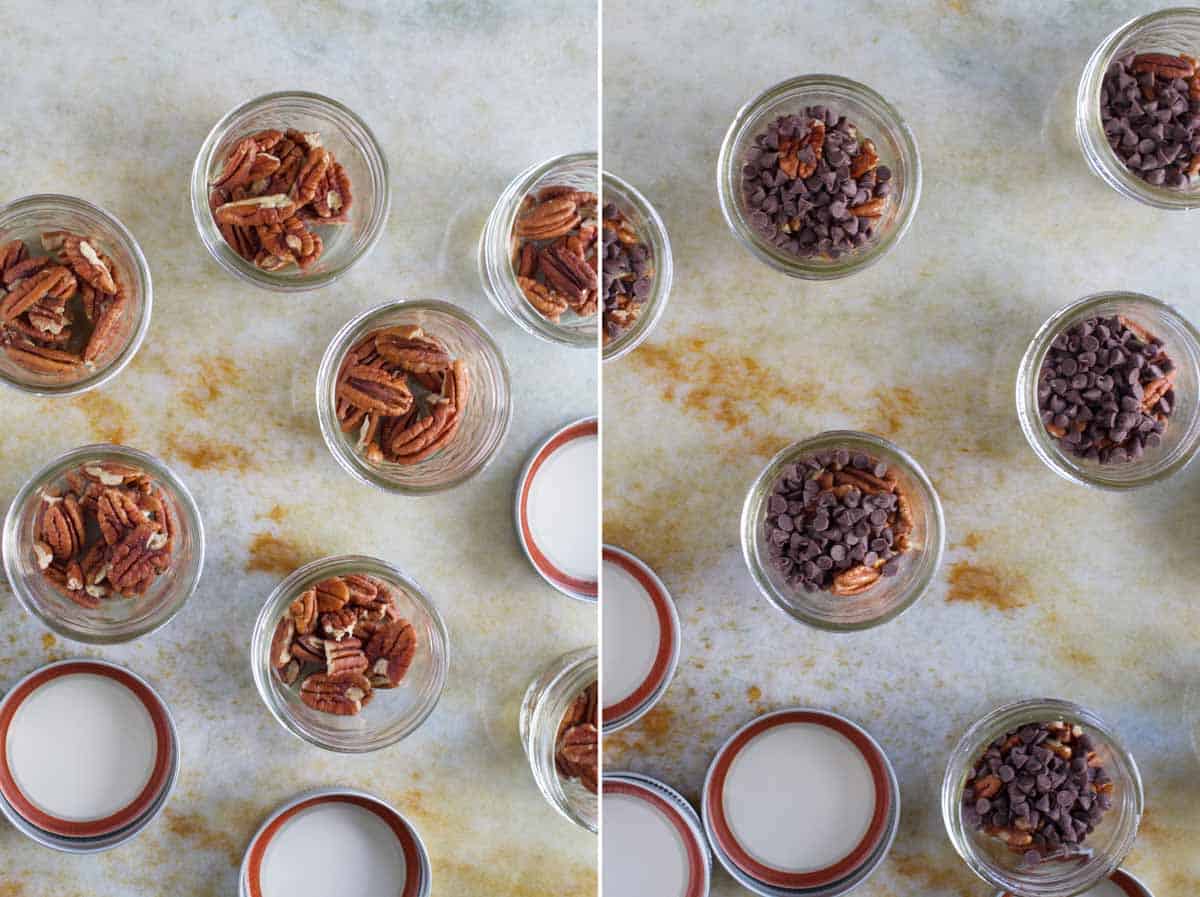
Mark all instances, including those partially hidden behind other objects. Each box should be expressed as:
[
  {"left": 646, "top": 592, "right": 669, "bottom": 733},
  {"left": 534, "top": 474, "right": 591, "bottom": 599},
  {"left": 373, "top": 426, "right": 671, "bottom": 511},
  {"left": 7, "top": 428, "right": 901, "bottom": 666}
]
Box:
[
  {"left": 601, "top": 170, "right": 673, "bottom": 361},
  {"left": 250, "top": 553, "right": 450, "bottom": 754},
  {"left": 740, "top": 430, "right": 945, "bottom": 631},
  {"left": 1016, "top": 290, "right": 1200, "bottom": 490},
  {"left": 717, "top": 74, "right": 922, "bottom": 280},
  {"left": 1, "top": 443, "right": 205, "bottom": 644},
  {"left": 477, "top": 151, "right": 599, "bottom": 347},
  {"left": 189, "top": 90, "right": 391, "bottom": 292},
  {"left": 315, "top": 298, "right": 513, "bottom": 495},
  {"left": 942, "top": 698, "right": 1144, "bottom": 896},
  {"left": 0, "top": 193, "right": 153, "bottom": 397},
  {"left": 1076, "top": 8, "right": 1200, "bottom": 210}
]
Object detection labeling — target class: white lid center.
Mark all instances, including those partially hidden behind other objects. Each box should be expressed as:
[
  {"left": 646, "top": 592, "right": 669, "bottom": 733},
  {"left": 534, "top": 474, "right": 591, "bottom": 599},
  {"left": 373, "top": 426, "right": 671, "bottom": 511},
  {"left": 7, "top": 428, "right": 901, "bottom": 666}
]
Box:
[
  {"left": 527, "top": 435, "right": 598, "bottom": 581},
  {"left": 602, "top": 559, "right": 662, "bottom": 709},
  {"left": 603, "top": 791, "right": 690, "bottom": 897}
]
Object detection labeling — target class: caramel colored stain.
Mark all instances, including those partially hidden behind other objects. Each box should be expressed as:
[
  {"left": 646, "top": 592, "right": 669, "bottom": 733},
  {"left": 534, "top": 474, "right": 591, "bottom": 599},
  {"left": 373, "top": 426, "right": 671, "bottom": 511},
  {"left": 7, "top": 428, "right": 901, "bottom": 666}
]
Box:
[
  {"left": 177, "top": 356, "right": 244, "bottom": 416},
  {"left": 164, "top": 809, "right": 241, "bottom": 866},
  {"left": 433, "top": 856, "right": 593, "bottom": 897},
  {"left": 40, "top": 633, "right": 55, "bottom": 652},
  {"left": 1062, "top": 647, "right": 1098, "bottom": 669},
  {"left": 70, "top": 392, "right": 133, "bottom": 445},
  {"left": 945, "top": 561, "right": 1030, "bottom": 612},
  {"left": 746, "top": 685, "right": 762, "bottom": 703},
  {"left": 872, "top": 386, "right": 921, "bottom": 436},
  {"left": 632, "top": 334, "right": 820, "bottom": 432},
  {"left": 954, "top": 531, "right": 984, "bottom": 550},
  {"left": 165, "top": 433, "right": 254, "bottom": 472},
  {"left": 0, "top": 883, "right": 25, "bottom": 897},
  {"left": 245, "top": 532, "right": 308, "bottom": 575},
  {"left": 262, "top": 504, "right": 287, "bottom": 522}
]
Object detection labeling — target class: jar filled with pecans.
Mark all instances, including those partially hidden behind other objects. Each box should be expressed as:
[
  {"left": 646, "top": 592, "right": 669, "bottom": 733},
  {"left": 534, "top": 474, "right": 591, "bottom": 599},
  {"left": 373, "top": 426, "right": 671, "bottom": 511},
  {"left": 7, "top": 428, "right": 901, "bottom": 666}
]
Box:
[{"left": 519, "top": 647, "right": 598, "bottom": 832}]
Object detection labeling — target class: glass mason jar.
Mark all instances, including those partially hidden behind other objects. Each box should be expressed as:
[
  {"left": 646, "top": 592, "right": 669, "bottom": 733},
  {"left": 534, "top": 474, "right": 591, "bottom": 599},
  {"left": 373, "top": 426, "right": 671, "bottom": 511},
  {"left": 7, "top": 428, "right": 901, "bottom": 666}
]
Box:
[
  {"left": 0, "top": 195, "right": 152, "bottom": 396},
  {"left": 316, "top": 299, "right": 512, "bottom": 494},
  {"left": 717, "top": 75, "right": 922, "bottom": 280},
  {"left": 942, "top": 699, "right": 1143, "bottom": 897},
  {"left": 1016, "top": 292, "right": 1200, "bottom": 490},
  {"left": 190, "top": 91, "right": 390, "bottom": 291},
  {"left": 740, "top": 430, "right": 945, "bottom": 631},
  {"left": 478, "top": 152, "right": 598, "bottom": 347},
  {"left": 1077, "top": 8, "right": 1200, "bottom": 209},
  {"left": 250, "top": 555, "right": 450, "bottom": 754},
  {"left": 1, "top": 444, "right": 205, "bottom": 644},
  {"left": 519, "top": 647, "right": 598, "bottom": 832},
  {"left": 601, "top": 171, "right": 674, "bottom": 362}
]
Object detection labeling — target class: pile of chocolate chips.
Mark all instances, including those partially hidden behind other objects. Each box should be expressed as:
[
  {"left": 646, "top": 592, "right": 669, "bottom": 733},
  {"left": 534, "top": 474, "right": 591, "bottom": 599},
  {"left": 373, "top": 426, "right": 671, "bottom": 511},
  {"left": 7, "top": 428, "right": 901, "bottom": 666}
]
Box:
[
  {"left": 601, "top": 203, "right": 653, "bottom": 344},
  {"left": 742, "top": 107, "right": 892, "bottom": 259},
  {"left": 763, "top": 450, "right": 912, "bottom": 596},
  {"left": 963, "top": 721, "right": 1113, "bottom": 866},
  {"left": 1038, "top": 315, "right": 1175, "bottom": 464},
  {"left": 1101, "top": 52, "right": 1200, "bottom": 187}
]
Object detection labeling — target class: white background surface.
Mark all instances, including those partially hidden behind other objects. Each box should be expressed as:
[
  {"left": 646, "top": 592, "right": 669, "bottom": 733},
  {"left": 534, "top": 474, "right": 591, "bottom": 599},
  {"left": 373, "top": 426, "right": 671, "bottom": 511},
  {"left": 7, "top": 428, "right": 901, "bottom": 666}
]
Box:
[
  {"left": 603, "top": 1, "right": 1200, "bottom": 893},
  {"left": 0, "top": 2, "right": 597, "bottom": 894}
]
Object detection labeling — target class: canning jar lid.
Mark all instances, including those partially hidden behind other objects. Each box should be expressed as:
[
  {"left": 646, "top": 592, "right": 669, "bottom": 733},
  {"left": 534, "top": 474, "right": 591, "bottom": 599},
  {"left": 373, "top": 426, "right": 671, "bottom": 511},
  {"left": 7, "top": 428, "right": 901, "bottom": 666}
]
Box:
[{"left": 604, "top": 772, "right": 710, "bottom": 897}]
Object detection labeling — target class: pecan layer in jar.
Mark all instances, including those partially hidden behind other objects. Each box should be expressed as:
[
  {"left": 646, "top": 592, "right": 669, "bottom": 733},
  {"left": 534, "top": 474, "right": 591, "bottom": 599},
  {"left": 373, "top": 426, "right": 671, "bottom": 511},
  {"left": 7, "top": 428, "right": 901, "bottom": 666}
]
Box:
[
  {"left": 208, "top": 128, "right": 353, "bottom": 273},
  {"left": 555, "top": 680, "right": 598, "bottom": 793},
  {"left": 763, "top": 449, "right": 913, "bottom": 596},
  {"left": 272, "top": 572, "right": 418, "bottom": 717},
  {"left": 601, "top": 203, "right": 654, "bottom": 345},
  {"left": 511, "top": 186, "right": 599, "bottom": 323},
  {"left": 31, "top": 461, "right": 177, "bottom": 608},
  {"left": 334, "top": 325, "right": 470, "bottom": 466},
  {"left": 0, "top": 232, "right": 131, "bottom": 376}
]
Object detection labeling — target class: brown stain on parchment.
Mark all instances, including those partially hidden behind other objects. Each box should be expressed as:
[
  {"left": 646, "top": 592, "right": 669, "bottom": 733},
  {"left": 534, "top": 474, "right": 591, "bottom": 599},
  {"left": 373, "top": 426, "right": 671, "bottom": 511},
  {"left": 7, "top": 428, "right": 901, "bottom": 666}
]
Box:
[
  {"left": 40, "top": 633, "right": 55, "bottom": 652},
  {"left": 0, "top": 883, "right": 26, "bottom": 897},
  {"left": 871, "top": 386, "right": 921, "bottom": 436},
  {"left": 177, "top": 356, "right": 244, "bottom": 416},
  {"left": 945, "top": 560, "right": 1030, "bottom": 612},
  {"left": 889, "top": 849, "right": 978, "bottom": 894},
  {"left": 245, "top": 532, "right": 308, "bottom": 575},
  {"left": 261, "top": 504, "right": 288, "bottom": 522},
  {"left": 164, "top": 432, "right": 255, "bottom": 472},
  {"left": 953, "top": 530, "right": 984, "bottom": 550},
  {"left": 70, "top": 392, "right": 133, "bottom": 445},
  {"left": 746, "top": 685, "right": 762, "bottom": 702},
  {"left": 432, "top": 854, "right": 594, "bottom": 897},
  {"left": 163, "top": 809, "right": 241, "bottom": 866}
]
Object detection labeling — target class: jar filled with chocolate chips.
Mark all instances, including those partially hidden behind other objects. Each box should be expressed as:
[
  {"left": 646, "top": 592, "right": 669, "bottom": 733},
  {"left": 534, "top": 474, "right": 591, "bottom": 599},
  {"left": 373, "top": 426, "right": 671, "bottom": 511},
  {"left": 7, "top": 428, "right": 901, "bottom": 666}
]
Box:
[
  {"left": 742, "top": 432, "right": 945, "bottom": 631},
  {"left": 719, "top": 75, "right": 921, "bottom": 278}
]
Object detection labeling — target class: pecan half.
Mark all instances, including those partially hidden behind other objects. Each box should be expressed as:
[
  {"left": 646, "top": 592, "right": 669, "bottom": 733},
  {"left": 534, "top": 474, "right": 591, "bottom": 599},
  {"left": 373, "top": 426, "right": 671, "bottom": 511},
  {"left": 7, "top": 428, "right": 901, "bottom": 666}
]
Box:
[
  {"left": 517, "top": 275, "right": 568, "bottom": 322},
  {"left": 1131, "top": 52, "right": 1195, "bottom": 79},
  {"left": 97, "top": 487, "right": 145, "bottom": 545},
  {"left": 1, "top": 266, "right": 76, "bottom": 323},
  {"left": 365, "top": 620, "right": 417, "bottom": 688},
  {"left": 374, "top": 326, "right": 452, "bottom": 373},
  {"left": 299, "top": 672, "right": 373, "bottom": 716},
  {"left": 336, "top": 364, "right": 414, "bottom": 416},
  {"left": 3, "top": 342, "right": 81, "bottom": 374},
  {"left": 320, "top": 607, "right": 359, "bottom": 641},
  {"left": 387, "top": 359, "right": 468, "bottom": 464},
  {"left": 83, "top": 292, "right": 128, "bottom": 364},
  {"left": 271, "top": 617, "right": 295, "bottom": 668},
  {"left": 290, "top": 589, "right": 318, "bottom": 635},
  {"left": 40, "top": 494, "right": 86, "bottom": 560},
  {"left": 211, "top": 136, "right": 260, "bottom": 190},
  {"left": 292, "top": 633, "right": 327, "bottom": 665},
  {"left": 214, "top": 194, "right": 298, "bottom": 227},
  {"left": 343, "top": 573, "right": 381, "bottom": 607},
  {"left": 60, "top": 236, "right": 117, "bottom": 294},
  {"left": 324, "top": 638, "right": 369, "bottom": 678},
  {"left": 108, "top": 523, "right": 163, "bottom": 595},
  {"left": 515, "top": 195, "right": 582, "bottom": 240},
  {"left": 831, "top": 565, "right": 882, "bottom": 596},
  {"left": 290, "top": 147, "right": 331, "bottom": 205},
  {"left": 848, "top": 197, "right": 888, "bottom": 218},
  {"left": 850, "top": 138, "right": 880, "bottom": 178},
  {"left": 314, "top": 577, "right": 351, "bottom": 612}
]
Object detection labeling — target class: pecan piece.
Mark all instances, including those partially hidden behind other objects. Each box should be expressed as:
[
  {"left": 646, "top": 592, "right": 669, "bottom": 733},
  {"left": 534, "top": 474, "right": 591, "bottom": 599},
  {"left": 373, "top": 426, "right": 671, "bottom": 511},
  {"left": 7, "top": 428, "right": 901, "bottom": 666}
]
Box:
[
  {"left": 1131, "top": 52, "right": 1195, "bottom": 79},
  {"left": 0, "top": 240, "right": 26, "bottom": 274},
  {"left": 324, "top": 638, "right": 369, "bottom": 678},
  {"left": 290, "top": 147, "right": 331, "bottom": 205},
  {"left": 831, "top": 564, "right": 882, "bottom": 596},
  {"left": 210, "top": 136, "right": 260, "bottom": 190},
  {"left": 299, "top": 672, "right": 372, "bottom": 716},
  {"left": 374, "top": 326, "right": 452, "bottom": 373},
  {"left": 3, "top": 342, "right": 82, "bottom": 374},
  {"left": 388, "top": 359, "right": 468, "bottom": 464},
  {"left": 290, "top": 589, "right": 318, "bottom": 635},
  {"left": 365, "top": 620, "right": 417, "bottom": 688},
  {"left": 311, "top": 161, "right": 352, "bottom": 217},
  {"left": 271, "top": 617, "right": 295, "bottom": 668},
  {"left": 336, "top": 364, "right": 414, "bottom": 416},
  {"left": 320, "top": 608, "right": 359, "bottom": 642},
  {"left": 83, "top": 292, "right": 128, "bottom": 364},
  {"left": 97, "top": 487, "right": 144, "bottom": 545},
  {"left": 40, "top": 494, "right": 86, "bottom": 560},
  {"left": 1, "top": 267, "right": 76, "bottom": 323},
  {"left": 342, "top": 573, "right": 381, "bottom": 607},
  {"left": 517, "top": 275, "right": 568, "bottom": 322},
  {"left": 848, "top": 197, "right": 888, "bottom": 218},
  {"left": 539, "top": 242, "right": 595, "bottom": 306},
  {"left": 108, "top": 523, "right": 162, "bottom": 595},
  {"left": 314, "top": 577, "right": 351, "bottom": 612},
  {"left": 850, "top": 138, "right": 880, "bottom": 178},
  {"left": 515, "top": 195, "right": 582, "bottom": 240},
  {"left": 214, "top": 194, "right": 298, "bottom": 227},
  {"left": 291, "top": 633, "right": 326, "bottom": 665},
  {"left": 59, "top": 235, "right": 117, "bottom": 294},
  {"left": 3, "top": 255, "right": 49, "bottom": 286}
]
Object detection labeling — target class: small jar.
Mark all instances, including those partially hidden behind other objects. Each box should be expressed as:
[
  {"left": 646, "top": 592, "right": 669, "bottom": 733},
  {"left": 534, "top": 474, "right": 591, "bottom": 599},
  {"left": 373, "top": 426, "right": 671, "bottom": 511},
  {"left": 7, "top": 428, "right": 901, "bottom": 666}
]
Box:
[
  {"left": 1016, "top": 292, "right": 1200, "bottom": 490},
  {"left": 1077, "top": 9, "right": 1200, "bottom": 209},
  {"left": 519, "top": 647, "right": 598, "bottom": 832},
  {"left": 717, "top": 75, "right": 921, "bottom": 280},
  {"left": 250, "top": 555, "right": 449, "bottom": 753},
  {"left": 0, "top": 194, "right": 152, "bottom": 396},
  {"left": 190, "top": 91, "right": 390, "bottom": 291},
  {"left": 1, "top": 444, "right": 205, "bottom": 644},
  {"left": 942, "top": 699, "right": 1143, "bottom": 897},
  {"left": 316, "top": 299, "right": 512, "bottom": 494},
  {"left": 601, "top": 171, "right": 673, "bottom": 361},
  {"left": 740, "top": 431, "right": 944, "bottom": 631},
  {"left": 478, "top": 152, "right": 598, "bottom": 347}
]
